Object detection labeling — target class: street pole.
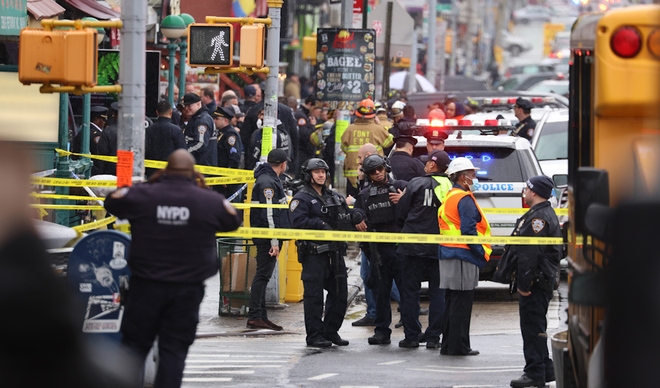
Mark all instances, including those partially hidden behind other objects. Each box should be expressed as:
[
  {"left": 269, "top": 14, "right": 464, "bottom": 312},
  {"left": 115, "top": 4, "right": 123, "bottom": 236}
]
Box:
[
  {"left": 167, "top": 39, "right": 178, "bottom": 108},
  {"left": 118, "top": 0, "right": 147, "bottom": 178},
  {"left": 261, "top": 0, "right": 283, "bottom": 162},
  {"left": 382, "top": 1, "right": 393, "bottom": 100},
  {"left": 341, "top": 0, "right": 352, "bottom": 29},
  {"left": 55, "top": 93, "right": 71, "bottom": 226},
  {"left": 81, "top": 94, "right": 91, "bottom": 156},
  {"left": 178, "top": 37, "right": 188, "bottom": 100},
  {"left": 408, "top": 28, "right": 418, "bottom": 93},
  {"left": 427, "top": 0, "right": 436, "bottom": 89}
]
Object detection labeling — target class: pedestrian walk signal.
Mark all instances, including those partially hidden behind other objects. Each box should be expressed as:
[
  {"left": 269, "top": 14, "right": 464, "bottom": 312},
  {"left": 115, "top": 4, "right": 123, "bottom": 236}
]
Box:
[{"left": 187, "top": 23, "right": 234, "bottom": 67}]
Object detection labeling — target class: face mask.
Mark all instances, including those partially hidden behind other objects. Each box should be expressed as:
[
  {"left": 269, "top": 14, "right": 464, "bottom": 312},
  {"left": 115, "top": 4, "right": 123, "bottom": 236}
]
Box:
[
  {"left": 256, "top": 118, "right": 263, "bottom": 129},
  {"left": 467, "top": 177, "right": 479, "bottom": 192}
]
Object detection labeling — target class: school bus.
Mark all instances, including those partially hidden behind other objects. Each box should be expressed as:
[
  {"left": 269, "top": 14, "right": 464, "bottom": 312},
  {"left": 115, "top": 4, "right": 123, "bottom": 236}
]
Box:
[{"left": 563, "top": 5, "right": 660, "bottom": 387}]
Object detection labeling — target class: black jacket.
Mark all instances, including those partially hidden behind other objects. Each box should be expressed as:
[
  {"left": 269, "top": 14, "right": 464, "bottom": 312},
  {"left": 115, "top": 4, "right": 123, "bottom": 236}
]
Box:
[
  {"left": 512, "top": 200, "right": 561, "bottom": 292},
  {"left": 250, "top": 163, "right": 291, "bottom": 246},
  {"left": 216, "top": 124, "right": 242, "bottom": 169},
  {"left": 295, "top": 106, "right": 316, "bottom": 165},
  {"left": 97, "top": 123, "right": 118, "bottom": 175},
  {"left": 389, "top": 151, "right": 426, "bottom": 182},
  {"left": 289, "top": 185, "right": 364, "bottom": 234},
  {"left": 396, "top": 173, "right": 451, "bottom": 257},
  {"left": 514, "top": 116, "right": 536, "bottom": 141},
  {"left": 248, "top": 124, "right": 292, "bottom": 170},
  {"left": 242, "top": 102, "right": 300, "bottom": 173},
  {"left": 104, "top": 175, "right": 241, "bottom": 283},
  {"left": 184, "top": 106, "right": 217, "bottom": 166},
  {"left": 355, "top": 177, "right": 407, "bottom": 233},
  {"left": 389, "top": 117, "right": 417, "bottom": 138},
  {"left": 145, "top": 117, "right": 186, "bottom": 169}
]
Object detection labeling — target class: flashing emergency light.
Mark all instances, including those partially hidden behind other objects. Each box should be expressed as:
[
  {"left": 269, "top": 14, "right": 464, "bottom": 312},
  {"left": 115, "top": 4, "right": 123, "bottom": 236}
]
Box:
[
  {"left": 458, "top": 119, "right": 471, "bottom": 126},
  {"left": 599, "top": 4, "right": 608, "bottom": 11},
  {"left": 430, "top": 119, "right": 444, "bottom": 127},
  {"left": 484, "top": 119, "right": 498, "bottom": 126}
]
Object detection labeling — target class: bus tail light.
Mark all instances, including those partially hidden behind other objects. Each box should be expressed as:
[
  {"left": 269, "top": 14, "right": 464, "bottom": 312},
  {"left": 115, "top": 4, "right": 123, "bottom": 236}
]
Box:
[
  {"left": 610, "top": 26, "right": 642, "bottom": 58},
  {"left": 648, "top": 29, "right": 660, "bottom": 58}
]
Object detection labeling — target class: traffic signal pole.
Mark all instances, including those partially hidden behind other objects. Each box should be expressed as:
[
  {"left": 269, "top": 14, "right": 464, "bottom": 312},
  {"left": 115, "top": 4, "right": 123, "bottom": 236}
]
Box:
[
  {"left": 262, "top": 0, "right": 283, "bottom": 160},
  {"left": 118, "top": 0, "right": 147, "bottom": 178}
]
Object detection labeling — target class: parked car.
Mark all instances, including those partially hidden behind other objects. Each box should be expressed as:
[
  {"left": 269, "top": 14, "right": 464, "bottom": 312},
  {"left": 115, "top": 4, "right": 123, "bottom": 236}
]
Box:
[
  {"left": 406, "top": 129, "right": 549, "bottom": 280},
  {"left": 512, "top": 5, "right": 552, "bottom": 24},
  {"left": 527, "top": 80, "right": 569, "bottom": 98},
  {"left": 531, "top": 109, "right": 568, "bottom": 181},
  {"left": 504, "top": 62, "right": 556, "bottom": 78},
  {"left": 497, "top": 72, "right": 560, "bottom": 91},
  {"left": 502, "top": 31, "right": 532, "bottom": 57}
]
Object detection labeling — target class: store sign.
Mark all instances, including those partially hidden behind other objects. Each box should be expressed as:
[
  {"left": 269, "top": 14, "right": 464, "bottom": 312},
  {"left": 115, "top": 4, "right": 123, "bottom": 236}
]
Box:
[
  {"left": 0, "top": 0, "right": 27, "bottom": 36},
  {"left": 315, "top": 28, "right": 376, "bottom": 109}
]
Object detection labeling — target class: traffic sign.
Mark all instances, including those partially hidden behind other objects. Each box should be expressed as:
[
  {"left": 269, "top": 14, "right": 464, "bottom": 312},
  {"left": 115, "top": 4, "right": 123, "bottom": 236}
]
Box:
[{"left": 188, "top": 23, "right": 234, "bottom": 67}]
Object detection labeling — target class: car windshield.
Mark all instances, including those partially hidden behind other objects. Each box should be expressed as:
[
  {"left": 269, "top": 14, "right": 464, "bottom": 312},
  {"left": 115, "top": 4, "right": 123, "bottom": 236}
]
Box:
[
  {"left": 528, "top": 82, "right": 569, "bottom": 95},
  {"left": 534, "top": 121, "right": 568, "bottom": 160},
  {"left": 446, "top": 147, "right": 523, "bottom": 182}
]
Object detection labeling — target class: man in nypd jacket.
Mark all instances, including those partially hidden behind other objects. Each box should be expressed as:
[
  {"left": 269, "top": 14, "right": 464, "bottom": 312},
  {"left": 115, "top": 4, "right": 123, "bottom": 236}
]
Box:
[{"left": 247, "top": 149, "right": 291, "bottom": 331}]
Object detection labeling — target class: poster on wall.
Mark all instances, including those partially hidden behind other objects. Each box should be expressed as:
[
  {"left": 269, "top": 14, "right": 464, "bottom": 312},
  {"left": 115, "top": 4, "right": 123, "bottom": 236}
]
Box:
[{"left": 315, "top": 28, "right": 376, "bottom": 110}]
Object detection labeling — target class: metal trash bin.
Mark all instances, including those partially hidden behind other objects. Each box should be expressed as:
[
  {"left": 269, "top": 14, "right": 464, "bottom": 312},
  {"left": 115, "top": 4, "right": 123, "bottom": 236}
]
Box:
[
  {"left": 217, "top": 238, "right": 256, "bottom": 316},
  {"left": 551, "top": 330, "right": 569, "bottom": 388}
]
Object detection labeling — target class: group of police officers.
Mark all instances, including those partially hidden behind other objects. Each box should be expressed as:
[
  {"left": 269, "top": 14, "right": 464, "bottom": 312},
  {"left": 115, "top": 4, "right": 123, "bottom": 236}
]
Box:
[{"left": 99, "top": 94, "right": 555, "bottom": 388}]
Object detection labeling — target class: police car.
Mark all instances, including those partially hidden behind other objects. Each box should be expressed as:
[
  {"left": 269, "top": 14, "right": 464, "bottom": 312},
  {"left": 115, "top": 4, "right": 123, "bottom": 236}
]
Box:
[{"left": 406, "top": 123, "right": 550, "bottom": 280}]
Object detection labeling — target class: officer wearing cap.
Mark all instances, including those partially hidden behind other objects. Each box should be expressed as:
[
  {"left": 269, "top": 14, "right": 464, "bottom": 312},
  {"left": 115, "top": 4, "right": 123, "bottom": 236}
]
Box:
[
  {"left": 241, "top": 85, "right": 259, "bottom": 113},
  {"left": 396, "top": 150, "right": 452, "bottom": 349},
  {"left": 73, "top": 105, "right": 108, "bottom": 175},
  {"left": 424, "top": 129, "right": 448, "bottom": 155},
  {"left": 289, "top": 158, "right": 365, "bottom": 348},
  {"left": 145, "top": 100, "right": 186, "bottom": 177},
  {"left": 182, "top": 93, "right": 217, "bottom": 166},
  {"left": 295, "top": 95, "right": 318, "bottom": 166},
  {"left": 498, "top": 175, "right": 560, "bottom": 388},
  {"left": 98, "top": 102, "right": 120, "bottom": 175},
  {"left": 513, "top": 97, "right": 536, "bottom": 141},
  {"left": 104, "top": 149, "right": 241, "bottom": 387},
  {"left": 389, "top": 135, "right": 425, "bottom": 182},
  {"left": 213, "top": 106, "right": 241, "bottom": 170},
  {"left": 247, "top": 149, "right": 291, "bottom": 331}
]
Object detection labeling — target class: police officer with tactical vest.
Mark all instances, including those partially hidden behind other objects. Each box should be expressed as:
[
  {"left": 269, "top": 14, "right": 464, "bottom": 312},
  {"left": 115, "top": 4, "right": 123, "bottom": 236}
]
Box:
[
  {"left": 355, "top": 154, "right": 407, "bottom": 345},
  {"left": 289, "top": 158, "right": 365, "bottom": 348},
  {"left": 396, "top": 150, "right": 453, "bottom": 349},
  {"left": 438, "top": 157, "right": 492, "bottom": 356},
  {"left": 501, "top": 175, "right": 561, "bottom": 388}
]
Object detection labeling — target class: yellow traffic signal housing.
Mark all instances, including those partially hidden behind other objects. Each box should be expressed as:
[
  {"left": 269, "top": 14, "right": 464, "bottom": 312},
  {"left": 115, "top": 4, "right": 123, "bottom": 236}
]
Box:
[
  {"left": 19, "top": 28, "right": 98, "bottom": 87},
  {"left": 302, "top": 34, "right": 317, "bottom": 62},
  {"left": 240, "top": 24, "right": 265, "bottom": 68}
]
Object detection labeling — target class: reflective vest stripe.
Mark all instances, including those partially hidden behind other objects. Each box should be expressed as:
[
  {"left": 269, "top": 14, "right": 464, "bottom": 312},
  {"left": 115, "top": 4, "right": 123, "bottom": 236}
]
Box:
[
  {"left": 438, "top": 188, "right": 492, "bottom": 261},
  {"left": 432, "top": 176, "right": 452, "bottom": 218}
]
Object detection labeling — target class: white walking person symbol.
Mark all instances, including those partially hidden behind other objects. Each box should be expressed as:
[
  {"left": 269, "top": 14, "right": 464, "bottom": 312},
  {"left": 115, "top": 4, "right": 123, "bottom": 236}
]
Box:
[{"left": 210, "top": 31, "right": 230, "bottom": 61}]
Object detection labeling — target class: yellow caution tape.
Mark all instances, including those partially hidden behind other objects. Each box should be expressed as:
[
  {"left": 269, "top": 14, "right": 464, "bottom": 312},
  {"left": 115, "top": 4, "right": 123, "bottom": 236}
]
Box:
[
  {"left": 55, "top": 149, "right": 254, "bottom": 177},
  {"left": 483, "top": 208, "right": 568, "bottom": 216},
  {"left": 216, "top": 227, "right": 564, "bottom": 245},
  {"left": 32, "top": 177, "right": 120, "bottom": 187},
  {"left": 204, "top": 176, "right": 256, "bottom": 186},
  {"left": 32, "top": 204, "right": 105, "bottom": 210},
  {"left": 72, "top": 216, "right": 117, "bottom": 232},
  {"left": 31, "top": 193, "right": 104, "bottom": 201}
]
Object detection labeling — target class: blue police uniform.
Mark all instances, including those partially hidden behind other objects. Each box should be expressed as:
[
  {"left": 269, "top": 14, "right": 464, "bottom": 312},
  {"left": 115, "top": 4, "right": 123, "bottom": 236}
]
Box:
[
  {"left": 104, "top": 175, "right": 240, "bottom": 387},
  {"left": 145, "top": 117, "right": 187, "bottom": 177},
  {"left": 184, "top": 106, "right": 217, "bottom": 166},
  {"left": 355, "top": 176, "right": 407, "bottom": 342},
  {"left": 396, "top": 172, "right": 451, "bottom": 346},
  {"left": 289, "top": 184, "right": 363, "bottom": 345}
]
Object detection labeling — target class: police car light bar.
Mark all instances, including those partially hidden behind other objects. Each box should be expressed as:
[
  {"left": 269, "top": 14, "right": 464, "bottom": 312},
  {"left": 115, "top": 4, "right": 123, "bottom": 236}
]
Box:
[
  {"left": 430, "top": 119, "right": 444, "bottom": 127},
  {"left": 444, "top": 119, "right": 458, "bottom": 126},
  {"left": 484, "top": 119, "right": 498, "bottom": 126}
]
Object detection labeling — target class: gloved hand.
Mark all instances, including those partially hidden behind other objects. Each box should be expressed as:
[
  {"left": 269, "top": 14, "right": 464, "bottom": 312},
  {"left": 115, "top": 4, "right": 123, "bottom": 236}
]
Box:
[{"left": 322, "top": 222, "right": 333, "bottom": 230}]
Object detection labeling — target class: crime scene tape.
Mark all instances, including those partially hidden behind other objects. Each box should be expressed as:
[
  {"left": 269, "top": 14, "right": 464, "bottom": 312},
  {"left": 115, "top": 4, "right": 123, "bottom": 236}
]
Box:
[
  {"left": 204, "top": 176, "right": 255, "bottom": 185},
  {"left": 32, "top": 177, "right": 119, "bottom": 187},
  {"left": 72, "top": 216, "right": 117, "bottom": 232},
  {"left": 32, "top": 204, "right": 105, "bottom": 210},
  {"left": 216, "top": 227, "right": 564, "bottom": 245},
  {"left": 31, "top": 193, "right": 104, "bottom": 201},
  {"left": 55, "top": 149, "right": 254, "bottom": 177}
]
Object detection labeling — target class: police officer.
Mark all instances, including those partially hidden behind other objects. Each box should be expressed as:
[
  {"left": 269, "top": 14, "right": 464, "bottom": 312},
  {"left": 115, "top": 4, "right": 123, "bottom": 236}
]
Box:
[
  {"left": 354, "top": 154, "right": 407, "bottom": 345},
  {"left": 295, "top": 95, "right": 317, "bottom": 165},
  {"left": 396, "top": 150, "right": 452, "bottom": 349},
  {"left": 247, "top": 149, "right": 291, "bottom": 331},
  {"left": 214, "top": 106, "right": 241, "bottom": 170},
  {"left": 97, "top": 102, "right": 120, "bottom": 175},
  {"left": 423, "top": 128, "right": 448, "bottom": 155},
  {"left": 72, "top": 105, "right": 107, "bottom": 175},
  {"left": 289, "top": 158, "right": 364, "bottom": 348},
  {"left": 182, "top": 93, "right": 217, "bottom": 166},
  {"left": 389, "top": 135, "right": 425, "bottom": 182},
  {"left": 145, "top": 100, "right": 187, "bottom": 177},
  {"left": 513, "top": 97, "right": 536, "bottom": 141},
  {"left": 104, "top": 149, "right": 241, "bottom": 388},
  {"left": 507, "top": 175, "right": 561, "bottom": 388}
]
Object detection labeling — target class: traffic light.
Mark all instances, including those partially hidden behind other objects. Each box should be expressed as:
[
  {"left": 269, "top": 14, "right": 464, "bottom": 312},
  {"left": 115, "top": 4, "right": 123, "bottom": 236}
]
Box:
[
  {"left": 240, "top": 24, "right": 265, "bottom": 68},
  {"left": 18, "top": 28, "right": 98, "bottom": 87},
  {"left": 302, "top": 34, "right": 317, "bottom": 62},
  {"left": 188, "top": 23, "right": 234, "bottom": 67}
]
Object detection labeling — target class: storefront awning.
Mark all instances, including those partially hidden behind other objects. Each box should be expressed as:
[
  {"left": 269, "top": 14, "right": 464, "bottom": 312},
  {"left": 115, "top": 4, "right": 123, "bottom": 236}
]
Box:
[
  {"left": 63, "top": 0, "right": 120, "bottom": 20},
  {"left": 27, "top": 0, "right": 66, "bottom": 20}
]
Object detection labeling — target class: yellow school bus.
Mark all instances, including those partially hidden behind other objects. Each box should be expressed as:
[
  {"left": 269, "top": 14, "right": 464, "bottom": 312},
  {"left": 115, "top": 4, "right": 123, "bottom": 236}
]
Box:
[{"left": 563, "top": 5, "right": 660, "bottom": 387}]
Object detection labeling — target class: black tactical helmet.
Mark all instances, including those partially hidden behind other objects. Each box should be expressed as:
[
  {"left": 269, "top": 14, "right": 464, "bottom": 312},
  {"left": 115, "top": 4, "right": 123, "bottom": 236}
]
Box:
[
  {"left": 302, "top": 158, "right": 330, "bottom": 185},
  {"left": 360, "top": 154, "right": 391, "bottom": 183}
]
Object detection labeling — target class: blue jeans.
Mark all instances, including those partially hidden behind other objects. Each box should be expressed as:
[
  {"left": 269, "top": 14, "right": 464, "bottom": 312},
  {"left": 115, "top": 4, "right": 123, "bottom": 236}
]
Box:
[{"left": 360, "top": 251, "right": 400, "bottom": 319}]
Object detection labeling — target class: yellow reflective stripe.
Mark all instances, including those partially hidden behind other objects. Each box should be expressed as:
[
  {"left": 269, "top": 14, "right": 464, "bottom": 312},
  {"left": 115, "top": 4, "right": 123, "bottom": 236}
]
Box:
[
  {"left": 345, "top": 145, "right": 362, "bottom": 151},
  {"left": 382, "top": 135, "right": 394, "bottom": 148},
  {"left": 439, "top": 189, "right": 464, "bottom": 233},
  {"left": 344, "top": 170, "right": 359, "bottom": 177}
]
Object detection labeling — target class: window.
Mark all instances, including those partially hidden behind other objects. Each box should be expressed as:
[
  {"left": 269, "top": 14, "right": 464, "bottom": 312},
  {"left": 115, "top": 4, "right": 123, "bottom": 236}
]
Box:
[
  {"left": 445, "top": 147, "right": 523, "bottom": 182},
  {"left": 535, "top": 121, "right": 568, "bottom": 160}
]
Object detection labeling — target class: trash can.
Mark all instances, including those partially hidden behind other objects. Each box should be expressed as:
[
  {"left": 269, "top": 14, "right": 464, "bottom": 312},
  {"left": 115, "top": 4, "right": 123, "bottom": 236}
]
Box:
[
  {"left": 551, "top": 330, "right": 569, "bottom": 388},
  {"left": 217, "top": 238, "right": 256, "bottom": 316}
]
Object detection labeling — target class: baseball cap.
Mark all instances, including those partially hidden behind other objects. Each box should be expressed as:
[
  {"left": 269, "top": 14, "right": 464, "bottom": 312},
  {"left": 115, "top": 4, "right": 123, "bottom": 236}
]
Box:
[
  {"left": 420, "top": 150, "right": 451, "bottom": 172},
  {"left": 182, "top": 93, "right": 201, "bottom": 106},
  {"left": 515, "top": 97, "right": 533, "bottom": 110},
  {"left": 267, "top": 148, "right": 290, "bottom": 164},
  {"left": 244, "top": 85, "right": 257, "bottom": 97}
]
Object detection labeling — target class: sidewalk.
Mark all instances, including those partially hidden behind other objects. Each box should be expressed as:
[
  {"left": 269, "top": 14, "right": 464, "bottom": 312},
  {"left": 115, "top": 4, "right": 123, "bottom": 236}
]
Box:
[{"left": 196, "top": 242, "right": 364, "bottom": 338}]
